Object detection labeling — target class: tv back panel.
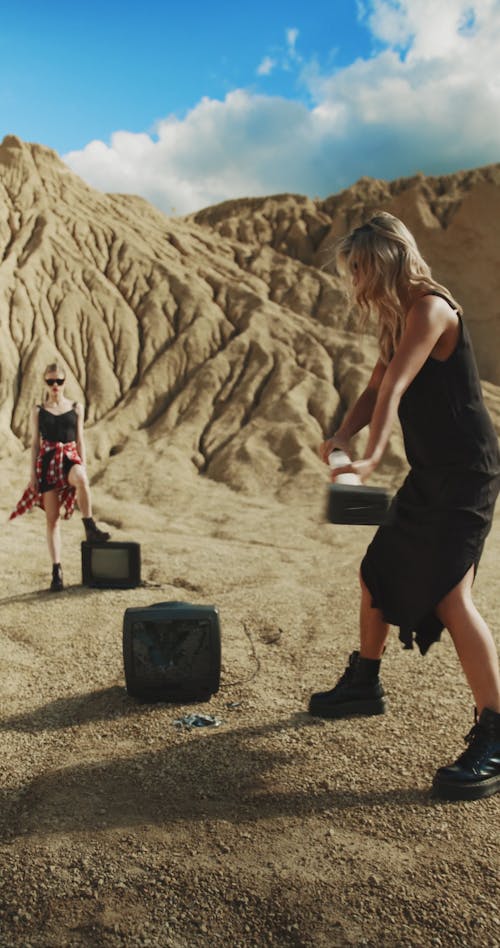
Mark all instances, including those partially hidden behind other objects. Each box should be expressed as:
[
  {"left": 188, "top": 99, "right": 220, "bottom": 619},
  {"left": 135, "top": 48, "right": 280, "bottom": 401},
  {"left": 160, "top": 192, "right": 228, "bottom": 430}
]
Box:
[
  {"left": 123, "top": 601, "right": 221, "bottom": 702},
  {"left": 327, "top": 484, "right": 391, "bottom": 525},
  {"left": 81, "top": 541, "right": 141, "bottom": 589}
]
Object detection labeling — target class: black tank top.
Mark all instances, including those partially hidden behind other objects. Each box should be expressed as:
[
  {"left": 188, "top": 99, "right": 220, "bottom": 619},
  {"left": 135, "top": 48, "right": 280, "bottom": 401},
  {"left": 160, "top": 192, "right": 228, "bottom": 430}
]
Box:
[
  {"left": 38, "top": 405, "right": 78, "bottom": 442},
  {"left": 398, "top": 313, "right": 500, "bottom": 475}
]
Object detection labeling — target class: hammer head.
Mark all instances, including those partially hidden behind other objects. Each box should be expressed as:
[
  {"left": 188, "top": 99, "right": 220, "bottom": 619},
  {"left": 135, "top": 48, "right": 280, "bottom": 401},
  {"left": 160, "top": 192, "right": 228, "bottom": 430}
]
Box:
[{"left": 327, "top": 483, "right": 392, "bottom": 525}]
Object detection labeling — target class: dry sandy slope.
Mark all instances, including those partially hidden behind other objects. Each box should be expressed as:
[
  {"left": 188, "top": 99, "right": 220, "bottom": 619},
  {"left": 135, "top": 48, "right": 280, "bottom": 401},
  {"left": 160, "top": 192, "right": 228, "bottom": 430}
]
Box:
[
  {"left": 0, "top": 135, "right": 405, "bottom": 500},
  {"left": 0, "top": 446, "right": 499, "bottom": 948}
]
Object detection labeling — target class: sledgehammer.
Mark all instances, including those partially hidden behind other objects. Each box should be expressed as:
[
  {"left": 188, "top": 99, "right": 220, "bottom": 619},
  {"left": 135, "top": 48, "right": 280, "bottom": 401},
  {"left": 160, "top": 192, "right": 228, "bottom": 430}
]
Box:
[{"left": 327, "top": 450, "right": 391, "bottom": 525}]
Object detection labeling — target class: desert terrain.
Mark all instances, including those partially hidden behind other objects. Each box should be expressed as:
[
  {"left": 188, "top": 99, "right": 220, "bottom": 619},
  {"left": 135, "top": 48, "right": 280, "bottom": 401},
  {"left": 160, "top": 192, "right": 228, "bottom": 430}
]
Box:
[{"left": 0, "top": 135, "right": 499, "bottom": 947}]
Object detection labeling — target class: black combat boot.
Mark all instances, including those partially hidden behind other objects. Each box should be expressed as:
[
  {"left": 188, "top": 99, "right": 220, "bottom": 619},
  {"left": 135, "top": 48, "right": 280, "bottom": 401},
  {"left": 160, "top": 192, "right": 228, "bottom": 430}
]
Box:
[
  {"left": 50, "top": 563, "right": 64, "bottom": 592},
  {"left": 432, "top": 707, "right": 500, "bottom": 800},
  {"left": 308, "top": 650, "right": 386, "bottom": 719},
  {"left": 82, "top": 517, "right": 110, "bottom": 542}
]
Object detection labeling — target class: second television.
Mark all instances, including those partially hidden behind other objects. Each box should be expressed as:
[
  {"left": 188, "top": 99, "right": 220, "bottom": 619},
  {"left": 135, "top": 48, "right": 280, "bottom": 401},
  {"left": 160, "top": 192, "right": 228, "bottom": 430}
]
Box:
[{"left": 81, "top": 541, "right": 141, "bottom": 588}]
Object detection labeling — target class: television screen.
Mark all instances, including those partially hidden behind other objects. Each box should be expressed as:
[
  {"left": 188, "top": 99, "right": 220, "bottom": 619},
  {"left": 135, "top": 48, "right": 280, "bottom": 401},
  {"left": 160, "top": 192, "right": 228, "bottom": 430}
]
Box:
[
  {"left": 123, "top": 601, "right": 221, "bottom": 701},
  {"left": 81, "top": 541, "right": 141, "bottom": 588}
]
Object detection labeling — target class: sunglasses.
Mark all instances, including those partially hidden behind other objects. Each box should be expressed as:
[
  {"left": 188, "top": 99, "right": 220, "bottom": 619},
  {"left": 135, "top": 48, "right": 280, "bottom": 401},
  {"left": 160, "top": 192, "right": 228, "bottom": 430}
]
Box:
[{"left": 45, "top": 378, "right": 65, "bottom": 386}]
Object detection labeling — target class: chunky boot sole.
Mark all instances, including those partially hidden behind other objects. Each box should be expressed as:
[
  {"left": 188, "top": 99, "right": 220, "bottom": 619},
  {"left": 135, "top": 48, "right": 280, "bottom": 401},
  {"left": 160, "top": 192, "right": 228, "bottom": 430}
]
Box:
[
  {"left": 85, "top": 529, "right": 111, "bottom": 542},
  {"left": 308, "top": 696, "right": 386, "bottom": 719},
  {"left": 432, "top": 772, "right": 500, "bottom": 801},
  {"left": 83, "top": 518, "right": 111, "bottom": 542}
]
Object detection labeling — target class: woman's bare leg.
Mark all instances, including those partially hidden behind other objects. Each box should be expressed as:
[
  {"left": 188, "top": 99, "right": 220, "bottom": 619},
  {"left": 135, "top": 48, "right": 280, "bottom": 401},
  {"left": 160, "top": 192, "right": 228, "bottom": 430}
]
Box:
[
  {"left": 308, "top": 572, "right": 388, "bottom": 717},
  {"left": 69, "top": 463, "right": 110, "bottom": 541},
  {"left": 44, "top": 490, "right": 62, "bottom": 563},
  {"left": 68, "top": 464, "right": 92, "bottom": 518},
  {"left": 436, "top": 565, "right": 500, "bottom": 714},
  {"left": 359, "top": 573, "right": 390, "bottom": 659}
]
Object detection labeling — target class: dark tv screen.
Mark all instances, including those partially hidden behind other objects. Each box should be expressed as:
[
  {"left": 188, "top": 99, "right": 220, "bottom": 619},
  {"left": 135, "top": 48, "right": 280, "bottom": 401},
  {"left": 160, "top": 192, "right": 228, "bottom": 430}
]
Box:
[
  {"left": 91, "top": 546, "right": 130, "bottom": 580},
  {"left": 123, "top": 601, "right": 221, "bottom": 701}
]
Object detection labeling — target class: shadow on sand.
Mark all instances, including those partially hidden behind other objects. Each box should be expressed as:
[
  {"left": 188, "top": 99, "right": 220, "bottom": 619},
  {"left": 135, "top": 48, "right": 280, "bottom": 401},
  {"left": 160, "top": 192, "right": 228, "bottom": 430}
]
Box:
[
  {"left": 0, "top": 584, "right": 113, "bottom": 608},
  {"left": 0, "top": 686, "right": 436, "bottom": 843}
]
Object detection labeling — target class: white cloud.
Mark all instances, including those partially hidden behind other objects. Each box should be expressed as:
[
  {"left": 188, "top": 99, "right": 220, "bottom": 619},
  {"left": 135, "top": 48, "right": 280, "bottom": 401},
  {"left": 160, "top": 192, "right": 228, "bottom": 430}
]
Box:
[
  {"left": 286, "top": 27, "right": 300, "bottom": 53},
  {"left": 65, "top": 93, "right": 315, "bottom": 215},
  {"left": 365, "top": 0, "right": 496, "bottom": 58},
  {"left": 256, "top": 26, "right": 301, "bottom": 78},
  {"left": 64, "top": 1, "right": 500, "bottom": 214},
  {"left": 257, "top": 56, "right": 276, "bottom": 76}
]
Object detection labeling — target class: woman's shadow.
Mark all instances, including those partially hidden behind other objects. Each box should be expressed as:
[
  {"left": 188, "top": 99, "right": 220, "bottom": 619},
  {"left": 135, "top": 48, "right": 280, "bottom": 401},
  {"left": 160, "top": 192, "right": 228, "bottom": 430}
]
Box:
[
  {"left": 0, "top": 685, "right": 432, "bottom": 843},
  {"left": 0, "top": 585, "right": 107, "bottom": 607}
]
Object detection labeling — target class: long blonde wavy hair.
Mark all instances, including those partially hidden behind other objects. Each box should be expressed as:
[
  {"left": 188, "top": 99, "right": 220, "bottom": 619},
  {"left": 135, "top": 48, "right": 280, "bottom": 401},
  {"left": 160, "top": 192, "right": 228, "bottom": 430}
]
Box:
[{"left": 336, "top": 211, "right": 462, "bottom": 364}]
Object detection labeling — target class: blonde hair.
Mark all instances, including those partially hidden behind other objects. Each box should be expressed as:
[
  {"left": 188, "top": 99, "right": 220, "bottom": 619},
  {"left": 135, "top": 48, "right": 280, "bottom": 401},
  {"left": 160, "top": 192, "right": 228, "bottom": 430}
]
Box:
[
  {"left": 42, "top": 361, "right": 67, "bottom": 403},
  {"left": 336, "top": 211, "right": 462, "bottom": 363}
]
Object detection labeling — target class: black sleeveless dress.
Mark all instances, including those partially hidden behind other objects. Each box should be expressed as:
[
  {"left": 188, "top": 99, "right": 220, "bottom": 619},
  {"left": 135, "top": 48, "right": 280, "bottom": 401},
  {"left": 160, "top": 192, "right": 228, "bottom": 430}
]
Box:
[
  {"left": 361, "top": 310, "right": 500, "bottom": 654},
  {"left": 38, "top": 405, "right": 78, "bottom": 493}
]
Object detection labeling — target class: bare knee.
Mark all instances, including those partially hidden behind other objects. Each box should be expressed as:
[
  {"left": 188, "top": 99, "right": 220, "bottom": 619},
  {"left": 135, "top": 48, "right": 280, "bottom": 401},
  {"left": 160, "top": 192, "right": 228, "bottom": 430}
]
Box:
[
  {"left": 436, "top": 565, "right": 475, "bottom": 619},
  {"left": 436, "top": 582, "right": 474, "bottom": 628},
  {"left": 69, "top": 465, "right": 88, "bottom": 488},
  {"left": 46, "top": 512, "right": 60, "bottom": 530}
]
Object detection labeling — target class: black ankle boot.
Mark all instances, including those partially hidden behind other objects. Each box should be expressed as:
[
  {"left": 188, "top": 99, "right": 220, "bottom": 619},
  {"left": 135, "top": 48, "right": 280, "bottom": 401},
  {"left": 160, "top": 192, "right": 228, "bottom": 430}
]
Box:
[
  {"left": 82, "top": 517, "right": 110, "bottom": 542},
  {"left": 432, "top": 707, "right": 500, "bottom": 800},
  {"left": 50, "top": 563, "right": 63, "bottom": 592},
  {"left": 309, "top": 650, "right": 386, "bottom": 719}
]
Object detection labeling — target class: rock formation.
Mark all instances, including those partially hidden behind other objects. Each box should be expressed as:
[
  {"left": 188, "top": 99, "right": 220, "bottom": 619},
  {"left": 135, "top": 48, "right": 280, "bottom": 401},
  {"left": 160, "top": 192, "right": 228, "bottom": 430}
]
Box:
[
  {"left": 190, "top": 166, "right": 500, "bottom": 385},
  {"left": 1, "top": 134, "right": 499, "bottom": 499}
]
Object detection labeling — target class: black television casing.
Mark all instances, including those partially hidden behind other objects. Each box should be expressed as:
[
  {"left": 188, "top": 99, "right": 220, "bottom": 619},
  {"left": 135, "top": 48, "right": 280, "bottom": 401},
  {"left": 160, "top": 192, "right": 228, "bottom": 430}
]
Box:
[
  {"left": 327, "top": 484, "right": 392, "bottom": 525},
  {"left": 123, "top": 600, "right": 221, "bottom": 702},
  {"left": 81, "top": 541, "right": 141, "bottom": 589}
]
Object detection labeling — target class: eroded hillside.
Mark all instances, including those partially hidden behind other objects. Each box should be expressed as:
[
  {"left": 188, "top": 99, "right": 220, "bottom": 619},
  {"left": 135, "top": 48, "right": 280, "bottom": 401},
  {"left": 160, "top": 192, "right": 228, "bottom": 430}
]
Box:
[
  {"left": 191, "top": 165, "right": 500, "bottom": 385},
  {"left": 1, "top": 134, "right": 499, "bottom": 499}
]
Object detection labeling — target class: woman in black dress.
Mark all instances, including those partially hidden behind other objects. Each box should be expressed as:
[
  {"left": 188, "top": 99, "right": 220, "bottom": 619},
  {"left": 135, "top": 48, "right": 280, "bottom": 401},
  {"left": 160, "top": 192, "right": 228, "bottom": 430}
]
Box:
[
  {"left": 309, "top": 212, "right": 500, "bottom": 801},
  {"left": 10, "top": 361, "right": 110, "bottom": 590}
]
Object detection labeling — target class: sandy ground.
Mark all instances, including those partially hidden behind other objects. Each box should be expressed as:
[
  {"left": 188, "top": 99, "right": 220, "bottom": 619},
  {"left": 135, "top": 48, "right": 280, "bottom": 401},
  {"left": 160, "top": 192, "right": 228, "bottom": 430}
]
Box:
[{"left": 0, "top": 448, "right": 499, "bottom": 948}]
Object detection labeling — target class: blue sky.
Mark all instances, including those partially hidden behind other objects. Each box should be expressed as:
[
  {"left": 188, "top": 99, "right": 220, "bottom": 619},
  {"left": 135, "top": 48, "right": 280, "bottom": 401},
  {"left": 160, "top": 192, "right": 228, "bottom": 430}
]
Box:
[
  {"left": 1, "top": 0, "right": 500, "bottom": 213},
  {"left": 0, "top": 1, "right": 373, "bottom": 150}
]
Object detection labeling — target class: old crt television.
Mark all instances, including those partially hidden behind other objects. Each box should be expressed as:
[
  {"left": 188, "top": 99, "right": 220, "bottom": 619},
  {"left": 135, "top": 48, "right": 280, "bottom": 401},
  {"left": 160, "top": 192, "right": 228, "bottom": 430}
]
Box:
[
  {"left": 81, "top": 541, "right": 141, "bottom": 589},
  {"left": 123, "top": 601, "right": 221, "bottom": 702},
  {"left": 327, "top": 484, "right": 391, "bottom": 525}
]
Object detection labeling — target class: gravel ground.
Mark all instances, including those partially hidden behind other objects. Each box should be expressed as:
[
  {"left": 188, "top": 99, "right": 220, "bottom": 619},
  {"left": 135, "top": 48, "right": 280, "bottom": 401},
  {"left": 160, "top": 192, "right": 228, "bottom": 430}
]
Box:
[{"left": 1, "top": 454, "right": 499, "bottom": 948}]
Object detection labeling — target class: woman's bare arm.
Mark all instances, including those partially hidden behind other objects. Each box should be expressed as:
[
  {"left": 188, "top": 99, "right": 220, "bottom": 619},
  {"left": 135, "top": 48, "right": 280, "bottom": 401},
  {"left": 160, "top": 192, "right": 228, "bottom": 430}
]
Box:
[
  {"left": 29, "top": 406, "right": 40, "bottom": 489},
  {"left": 75, "top": 403, "right": 86, "bottom": 466},
  {"left": 320, "top": 358, "right": 386, "bottom": 462}
]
